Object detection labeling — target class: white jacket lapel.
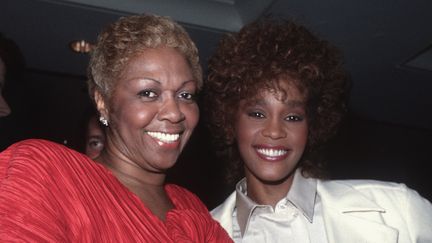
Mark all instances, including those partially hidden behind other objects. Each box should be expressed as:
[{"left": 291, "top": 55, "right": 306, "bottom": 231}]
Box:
[{"left": 318, "top": 180, "right": 399, "bottom": 243}]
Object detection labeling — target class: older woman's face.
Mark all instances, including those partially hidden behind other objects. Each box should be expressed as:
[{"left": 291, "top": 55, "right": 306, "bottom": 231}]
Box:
[
  {"left": 0, "top": 58, "right": 11, "bottom": 118},
  {"left": 103, "top": 47, "right": 199, "bottom": 172}
]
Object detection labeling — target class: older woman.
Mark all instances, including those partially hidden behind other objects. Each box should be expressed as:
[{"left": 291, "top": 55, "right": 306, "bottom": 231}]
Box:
[
  {"left": 0, "top": 15, "right": 231, "bottom": 242},
  {"left": 205, "top": 18, "right": 432, "bottom": 242}
]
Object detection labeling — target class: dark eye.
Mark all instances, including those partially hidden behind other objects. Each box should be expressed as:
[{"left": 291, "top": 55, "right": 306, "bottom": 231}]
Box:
[
  {"left": 138, "top": 90, "right": 158, "bottom": 98},
  {"left": 285, "top": 115, "right": 303, "bottom": 121},
  {"left": 87, "top": 138, "right": 104, "bottom": 150},
  {"left": 248, "top": 111, "right": 265, "bottom": 118},
  {"left": 179, "top": 92, "right": 196, "bottom": 100}
]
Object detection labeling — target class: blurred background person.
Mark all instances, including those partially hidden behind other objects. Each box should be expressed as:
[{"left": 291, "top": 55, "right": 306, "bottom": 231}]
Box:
[
  {"left": 76, "top": 106, "right": 106, "bottom": 160},
  {"left": 0, "top": 33, "right": 25, "bottom": 118},
  {"left": 0, "top": 56, "right": 9, "bottom": 117},
  {"left": 0, "top": 33, "right": 26, "bottom": 151},
  {"left": 84, "top": 114, "right": 105, "bottom": 159}
]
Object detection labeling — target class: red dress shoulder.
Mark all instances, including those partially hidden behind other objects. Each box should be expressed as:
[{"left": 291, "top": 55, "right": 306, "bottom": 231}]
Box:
[{"left": 0, "top": 139, "right": 232, "bottom": 242}]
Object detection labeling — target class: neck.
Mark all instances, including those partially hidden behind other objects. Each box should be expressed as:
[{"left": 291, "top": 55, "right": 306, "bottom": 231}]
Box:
[
  {"left": 245, "top": 174, "right": 294, "bottom": 208},
  {"left": 98, "top": 147, "right": 166, "bottom": 187},
  {"left": 98, "top": 148, "right": 173, "bottom": 220}
]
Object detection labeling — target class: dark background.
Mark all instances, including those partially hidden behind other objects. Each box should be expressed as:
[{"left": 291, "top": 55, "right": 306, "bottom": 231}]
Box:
[{"left": 1, "top": 0, "right": 431, "bottom": 208}]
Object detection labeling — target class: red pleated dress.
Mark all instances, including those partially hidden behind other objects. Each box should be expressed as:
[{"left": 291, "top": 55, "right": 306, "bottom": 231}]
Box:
[{"left": 0, "top": 139, "right": 232, "bottom": 242}]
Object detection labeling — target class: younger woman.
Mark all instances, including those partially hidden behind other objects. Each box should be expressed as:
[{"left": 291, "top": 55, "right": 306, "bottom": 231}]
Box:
[{"left": 205, "top": 18, "right": 432, "bottom": 242}]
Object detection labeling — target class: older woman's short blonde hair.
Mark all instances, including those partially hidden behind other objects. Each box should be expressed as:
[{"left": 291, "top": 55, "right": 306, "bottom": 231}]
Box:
[{"left": 88, "top": 14, "right": 202, "bottom": 101}]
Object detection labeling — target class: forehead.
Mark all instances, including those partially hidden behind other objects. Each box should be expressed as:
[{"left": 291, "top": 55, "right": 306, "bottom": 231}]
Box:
[
  {"left": 127, "top": 47, "right": 186, "bottom": 67},
  {"left": 119, "top": 47, "right": 193, "bottom": 81},
  {"left": 87, "top": 117, "right": 104, "bottom": 135},
  {"left": 247, "top": 78, "right": 305, "bottom": 103}
]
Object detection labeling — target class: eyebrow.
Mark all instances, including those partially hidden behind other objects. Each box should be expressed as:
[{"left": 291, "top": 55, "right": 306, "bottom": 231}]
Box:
[
  {"left": 285, "top": 100, "right": 305, "bottom": 107},
  {"left": 250, "top": 99, "right": 305, "bottom": 107},
  {"left": 138, "top": 77, "right": 196, "bottom": 87},
  {"left": 88, "top": 135, "right": 105, "bottom": 139},
  {"left": 138, "top": 77, "right": 161, "bottom": 84}
]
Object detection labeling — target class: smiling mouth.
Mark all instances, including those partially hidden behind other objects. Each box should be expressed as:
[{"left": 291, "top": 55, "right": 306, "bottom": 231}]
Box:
[
  {"left": 255, "top": 146, "right": 289, "bottom": 161},
  {"left": 256, "top": 148, "right": 287, "bottom": 157},
  {"left": 146, "top": 131, "right": 181, "bottom": 144}
]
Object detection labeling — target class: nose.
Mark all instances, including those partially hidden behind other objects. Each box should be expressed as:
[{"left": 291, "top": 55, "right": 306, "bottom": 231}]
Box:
[
  {"left": 262, "top": 118, "right": 287, "bottom": 139},
  {"left": 157, "top": 96, "right": 185, "bottom": 123},
  {"left": 0, "top": 94, "right": 11, "bottom": 117}
]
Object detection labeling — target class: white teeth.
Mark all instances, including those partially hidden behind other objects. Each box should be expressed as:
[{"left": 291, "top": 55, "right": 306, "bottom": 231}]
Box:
[
  {"left": 147, "top": 131, "right": 180, "bottom": 143},
  {"left": 256, "top": 148, "right": 287, "bottom": 157}
]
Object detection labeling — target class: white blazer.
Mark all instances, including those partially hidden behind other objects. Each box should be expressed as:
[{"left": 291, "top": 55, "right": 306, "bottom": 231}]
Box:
[{"left": 212, "top": 179, "right": 432, "bottom": 243}]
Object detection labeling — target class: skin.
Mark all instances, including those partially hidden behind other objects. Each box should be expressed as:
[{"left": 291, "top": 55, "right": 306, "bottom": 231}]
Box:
[
  {"left": 85, "top": 115, "right": 106, "bottom": 160},
  {"left": 234, "top": 80, "right": 308, "bottom": 207},
  {"left": 94, "top": 47, "right": 199, "bottom": 220},
  {"left": 0, "top": 58, "right": 11, "bottom": 117}
]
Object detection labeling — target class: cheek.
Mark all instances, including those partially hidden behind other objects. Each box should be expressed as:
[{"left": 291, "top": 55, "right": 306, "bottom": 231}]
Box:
[
  {"left": 235, "top": 127, "right": 257, "bottom": 165},
  {"left": 234, "top": 119, "right": 256, "bottom": 145},
  {"left": 117, "top": 104, "right": 156, "bottom": 127},
  {"left": 294, "top": 126, "right": 309, "bottom": 148},
  {"left": 235, "top": 128, "right": 249, "bottom": 143},
  {"left": 182, "top": 104, "right": 199, "bottom": 128},
  {"left": 85, "top": 146, "right": 97, "bottom": 157},
  {"left": 135, "top": 109, "right": 155, "bottom": 123}
]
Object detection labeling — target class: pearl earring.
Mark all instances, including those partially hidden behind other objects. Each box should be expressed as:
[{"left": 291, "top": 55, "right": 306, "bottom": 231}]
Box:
[{"left": 99, "top": 116, "right": 109, "bottom": 126}]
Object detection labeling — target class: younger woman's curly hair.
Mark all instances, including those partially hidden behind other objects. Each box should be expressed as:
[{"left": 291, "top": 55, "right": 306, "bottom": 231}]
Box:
[
  {"left": 204, "top": 18, "right": 349, "bottom": 184},
  {"left": 88, "top": 14, "right": 202, "bottom": 103}
]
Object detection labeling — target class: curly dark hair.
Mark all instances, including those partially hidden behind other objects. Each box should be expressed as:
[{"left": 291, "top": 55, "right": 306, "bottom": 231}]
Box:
[{"left": 204, "top": 18, "right": 349, "bottom": 184}]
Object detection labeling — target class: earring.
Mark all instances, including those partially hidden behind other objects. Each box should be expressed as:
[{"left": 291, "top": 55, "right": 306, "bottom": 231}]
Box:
[{"left": 99, "top": 116, "right": 109, "bottom": 126}]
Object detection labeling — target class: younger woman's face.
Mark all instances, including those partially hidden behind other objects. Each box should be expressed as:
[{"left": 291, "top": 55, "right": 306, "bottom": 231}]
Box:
[{"left": 234, "top": 80, "right": 308, "bottom": 185}]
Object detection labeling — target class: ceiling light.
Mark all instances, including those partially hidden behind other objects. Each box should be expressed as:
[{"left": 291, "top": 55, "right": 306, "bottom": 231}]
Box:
[{"left": 69, "top": 40, "right": 93, "bottom": 53}]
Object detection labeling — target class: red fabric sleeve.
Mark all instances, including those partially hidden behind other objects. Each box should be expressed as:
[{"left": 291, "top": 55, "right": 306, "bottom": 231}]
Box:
[
  {"left": 166, "top": 185, "right": 233, "bottom": 242},
  {"left": 0, "top": 140, "right": 68, "bottom": 242},
  {"left": 0, "top": 140, "right": 233, "bottom": 242}
]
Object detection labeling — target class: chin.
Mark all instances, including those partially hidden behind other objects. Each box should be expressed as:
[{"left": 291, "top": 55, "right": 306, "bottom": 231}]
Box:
[
  {"left": 151, "top": 155, "right": 179, "bottom": 170},
  {"left": 255, "top": 170, "right": 294, "bottom": 185},
  {"left": 260, "top": 177, "right": 289, "bottom": 185},
  {"left": 160, "top": 160, "right": 178, "bottom": 169}
]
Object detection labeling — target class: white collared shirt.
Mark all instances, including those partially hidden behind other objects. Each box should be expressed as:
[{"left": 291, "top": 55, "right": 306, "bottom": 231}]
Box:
[{"left": 232, "top": 170, "right": 328, "bottom": 243}]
